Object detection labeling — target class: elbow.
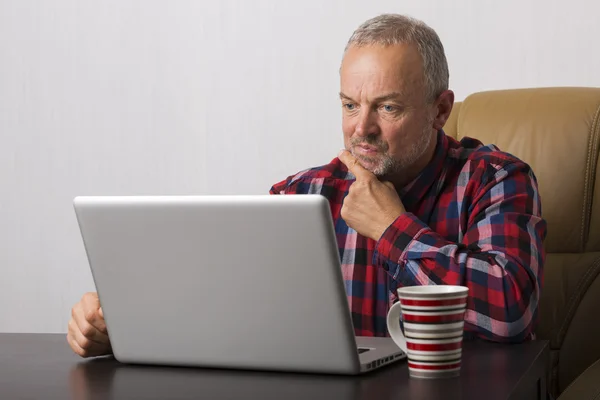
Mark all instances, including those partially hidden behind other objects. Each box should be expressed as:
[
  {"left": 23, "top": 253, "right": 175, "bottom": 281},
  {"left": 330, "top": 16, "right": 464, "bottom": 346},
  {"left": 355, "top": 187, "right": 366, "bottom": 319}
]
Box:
[
  {"left": 484, "top": 255, "right": 542, "bottom": 343},
  {"left": 470, "top": 299, "right": 539, "bottom": 344},
  {"left": 504, "top": 321, "right": 535, "bottom": 343},
  {"left": 503, "top": 269, "right": 541, "bottom": 343},
  {"left": 470, "top": 322, "right": 534, "bottom": 344},
  {"left": 469, "top": 320, "right": 535, "bottom": 344},
  {"left": 467, "top": 282, "right": 540, "bottom": 344}
]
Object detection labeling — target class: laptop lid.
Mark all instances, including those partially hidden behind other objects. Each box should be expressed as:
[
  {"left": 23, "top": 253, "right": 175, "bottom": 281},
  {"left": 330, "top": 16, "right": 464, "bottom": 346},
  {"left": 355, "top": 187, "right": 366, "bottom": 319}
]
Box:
[{"left": 73, "top": 195, "right": 362, "bottom": 374}]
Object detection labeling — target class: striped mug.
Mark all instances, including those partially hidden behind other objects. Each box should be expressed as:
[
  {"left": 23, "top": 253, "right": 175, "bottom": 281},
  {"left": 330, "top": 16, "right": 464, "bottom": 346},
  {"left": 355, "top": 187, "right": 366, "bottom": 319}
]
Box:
[{"left": 386, "top": 285, "right": 469, "bottom": 379}]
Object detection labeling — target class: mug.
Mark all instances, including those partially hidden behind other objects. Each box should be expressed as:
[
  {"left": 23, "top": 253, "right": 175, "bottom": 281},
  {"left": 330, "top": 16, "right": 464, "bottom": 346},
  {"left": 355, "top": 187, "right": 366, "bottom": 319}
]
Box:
[{"left": 386, "top": 285, "right": 469, "bottom": 379}]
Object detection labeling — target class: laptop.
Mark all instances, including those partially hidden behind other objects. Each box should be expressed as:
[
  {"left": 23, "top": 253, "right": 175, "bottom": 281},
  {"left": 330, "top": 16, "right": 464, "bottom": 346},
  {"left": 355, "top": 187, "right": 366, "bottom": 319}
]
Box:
[{"left": 73, "top": 194, "right": 405, "bottom": 374}]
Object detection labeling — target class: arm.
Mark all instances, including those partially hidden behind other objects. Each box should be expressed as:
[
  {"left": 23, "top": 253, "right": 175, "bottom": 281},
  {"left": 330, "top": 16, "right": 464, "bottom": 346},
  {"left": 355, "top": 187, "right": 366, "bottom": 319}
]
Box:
[{"left": 373, "top": 161, "right": 547, "bottom": 342}]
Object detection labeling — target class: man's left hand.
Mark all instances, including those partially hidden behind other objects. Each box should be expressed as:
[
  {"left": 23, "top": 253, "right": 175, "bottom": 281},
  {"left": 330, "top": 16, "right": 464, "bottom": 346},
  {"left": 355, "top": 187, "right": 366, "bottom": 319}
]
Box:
[{"left": 338, "top": 150, "right": 406, "bottom": 241}]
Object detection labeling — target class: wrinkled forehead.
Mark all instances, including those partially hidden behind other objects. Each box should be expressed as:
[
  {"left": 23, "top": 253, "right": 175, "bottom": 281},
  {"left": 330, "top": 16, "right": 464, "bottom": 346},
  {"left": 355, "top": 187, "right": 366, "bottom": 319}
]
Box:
[{"left": 340, "top": 43, "right": 425, "bottom": 102}]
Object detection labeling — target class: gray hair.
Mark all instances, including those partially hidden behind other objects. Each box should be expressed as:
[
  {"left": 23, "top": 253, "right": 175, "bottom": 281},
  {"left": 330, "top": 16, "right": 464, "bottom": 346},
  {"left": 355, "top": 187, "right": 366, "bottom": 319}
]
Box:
[{"left": 345, "top": 14, "right": 449, "bottom": 103}]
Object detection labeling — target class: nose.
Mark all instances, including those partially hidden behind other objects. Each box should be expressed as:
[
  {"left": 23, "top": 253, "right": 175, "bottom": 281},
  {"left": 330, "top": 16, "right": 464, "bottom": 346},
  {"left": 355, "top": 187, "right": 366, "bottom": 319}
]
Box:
[{"left": 354, "top": 108, "right": 379, "bottom": 138}]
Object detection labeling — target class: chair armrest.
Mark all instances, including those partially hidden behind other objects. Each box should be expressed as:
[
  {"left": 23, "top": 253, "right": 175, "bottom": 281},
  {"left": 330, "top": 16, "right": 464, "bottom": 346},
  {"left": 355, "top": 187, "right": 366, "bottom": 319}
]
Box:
[
  {"left": 557, "top": 357, "right": 600, "bottom": 400},
  {"left": 537, "top": 252, "right": 600, "bottom": 395}
]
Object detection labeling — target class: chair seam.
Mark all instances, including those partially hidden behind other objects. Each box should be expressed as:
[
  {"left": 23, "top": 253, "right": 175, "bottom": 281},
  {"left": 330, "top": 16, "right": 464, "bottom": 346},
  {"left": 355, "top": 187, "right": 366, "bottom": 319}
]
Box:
[{"left": 582, "top": 102, "right": 600, "bottom": 250}]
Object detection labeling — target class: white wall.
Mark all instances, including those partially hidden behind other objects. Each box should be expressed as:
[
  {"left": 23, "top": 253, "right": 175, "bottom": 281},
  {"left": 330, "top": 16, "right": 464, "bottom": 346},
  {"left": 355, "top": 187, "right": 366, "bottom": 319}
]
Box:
[{"left": 1, "top": 0, "right": 599, "bottom": 333}]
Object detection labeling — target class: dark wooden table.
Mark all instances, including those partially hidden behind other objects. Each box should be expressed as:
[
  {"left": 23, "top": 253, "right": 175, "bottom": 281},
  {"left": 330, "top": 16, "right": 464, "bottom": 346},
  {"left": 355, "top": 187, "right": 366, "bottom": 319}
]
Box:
[{"left": 0, "top": 333, "right": 548, "bottom": 400}]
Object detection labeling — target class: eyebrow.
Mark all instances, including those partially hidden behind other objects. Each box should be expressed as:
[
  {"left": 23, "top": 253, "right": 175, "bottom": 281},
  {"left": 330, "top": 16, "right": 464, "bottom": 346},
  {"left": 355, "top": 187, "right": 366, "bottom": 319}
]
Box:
[{"left": 339, "top": 92, "right": 405, "bottom": 103}]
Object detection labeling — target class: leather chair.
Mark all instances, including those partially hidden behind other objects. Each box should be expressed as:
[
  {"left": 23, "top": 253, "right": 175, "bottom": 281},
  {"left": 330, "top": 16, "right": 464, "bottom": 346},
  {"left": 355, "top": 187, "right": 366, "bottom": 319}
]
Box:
[{"left": 443, "top": 87, "right": 600, "bottom": 400}]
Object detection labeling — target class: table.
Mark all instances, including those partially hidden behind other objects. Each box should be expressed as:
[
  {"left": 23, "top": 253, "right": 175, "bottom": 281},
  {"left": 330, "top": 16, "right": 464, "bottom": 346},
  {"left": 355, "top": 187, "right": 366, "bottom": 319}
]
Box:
[{"left": 0, "top": 333, "right": 548, "bottom": 400}]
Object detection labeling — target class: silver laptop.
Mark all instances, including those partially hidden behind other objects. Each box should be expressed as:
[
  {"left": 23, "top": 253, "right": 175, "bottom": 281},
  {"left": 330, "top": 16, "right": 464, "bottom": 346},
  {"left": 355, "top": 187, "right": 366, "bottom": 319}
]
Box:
[{"left": 73, "top": 194, "right": 405, "bottom": 374}]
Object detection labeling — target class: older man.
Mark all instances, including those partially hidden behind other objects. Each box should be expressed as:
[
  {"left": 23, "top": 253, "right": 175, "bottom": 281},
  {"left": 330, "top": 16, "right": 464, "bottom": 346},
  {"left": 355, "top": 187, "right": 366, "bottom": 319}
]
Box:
[{"left": 68, "top": 14, "right": 546, "bottom": 357}]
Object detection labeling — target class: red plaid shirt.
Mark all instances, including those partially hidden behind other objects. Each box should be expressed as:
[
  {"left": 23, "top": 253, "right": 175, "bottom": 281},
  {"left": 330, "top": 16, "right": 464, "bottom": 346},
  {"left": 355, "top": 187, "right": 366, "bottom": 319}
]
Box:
[{"left": 270, "top": 131, "right": 546, "bottom": 342}]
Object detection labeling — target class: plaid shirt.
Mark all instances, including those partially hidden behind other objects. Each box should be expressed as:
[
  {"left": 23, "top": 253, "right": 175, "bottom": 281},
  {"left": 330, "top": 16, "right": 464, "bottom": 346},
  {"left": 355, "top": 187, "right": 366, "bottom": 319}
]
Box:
[{"left": 270, "top": 131, "right": 546, "bottom": 342}]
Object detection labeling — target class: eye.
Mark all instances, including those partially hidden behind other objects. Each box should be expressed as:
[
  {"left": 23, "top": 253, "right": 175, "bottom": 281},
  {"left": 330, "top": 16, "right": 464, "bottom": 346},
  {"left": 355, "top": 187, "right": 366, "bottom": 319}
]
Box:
[
  {"left": 343, "top": 103, "right": 356, "bottom": 111},
  {"left": 381, "top": 104, "right": 396, "bottom": 112}
]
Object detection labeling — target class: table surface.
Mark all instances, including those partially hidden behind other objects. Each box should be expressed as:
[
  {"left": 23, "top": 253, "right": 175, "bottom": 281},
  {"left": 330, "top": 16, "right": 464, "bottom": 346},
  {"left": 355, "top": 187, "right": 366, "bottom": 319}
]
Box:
[{"left": 0, "top": 333, "right": 548, "bottom": 400}]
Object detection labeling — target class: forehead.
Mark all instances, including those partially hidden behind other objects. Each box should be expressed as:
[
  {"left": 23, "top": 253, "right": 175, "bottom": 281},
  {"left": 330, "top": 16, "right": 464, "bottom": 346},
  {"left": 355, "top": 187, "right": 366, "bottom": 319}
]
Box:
[{"left": 340, "top": 43, "right": 424, "bottom": 99}]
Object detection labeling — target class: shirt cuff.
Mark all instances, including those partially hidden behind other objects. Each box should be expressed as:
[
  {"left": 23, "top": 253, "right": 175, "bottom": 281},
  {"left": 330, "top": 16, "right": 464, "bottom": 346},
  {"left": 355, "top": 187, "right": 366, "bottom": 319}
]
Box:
[{"left": 373, "top": 212, "right": 430, "bottom": 272}]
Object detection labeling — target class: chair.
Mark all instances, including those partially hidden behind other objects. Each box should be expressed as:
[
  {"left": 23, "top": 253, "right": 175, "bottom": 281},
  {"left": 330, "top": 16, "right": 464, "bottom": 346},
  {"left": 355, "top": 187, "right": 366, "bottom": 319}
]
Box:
[{"left": 443, "top": 87, "right": 600, "bottom": 399}]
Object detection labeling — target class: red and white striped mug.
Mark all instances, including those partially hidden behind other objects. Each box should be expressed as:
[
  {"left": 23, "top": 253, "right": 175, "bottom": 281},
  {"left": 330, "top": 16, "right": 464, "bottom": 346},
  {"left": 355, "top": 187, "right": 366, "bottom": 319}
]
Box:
[{"left": 386, "top": 285, "right": 469, "bottom": 379}]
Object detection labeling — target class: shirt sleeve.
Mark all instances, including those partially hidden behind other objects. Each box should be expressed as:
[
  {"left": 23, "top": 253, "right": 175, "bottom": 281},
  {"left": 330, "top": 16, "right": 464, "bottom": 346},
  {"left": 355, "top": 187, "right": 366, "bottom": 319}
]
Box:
[
  {"left": 270, "top": 179, "right": 287, "bottom": 194},
  {"left": 373, "top": 161, "right": 547, "bottom": 343}
]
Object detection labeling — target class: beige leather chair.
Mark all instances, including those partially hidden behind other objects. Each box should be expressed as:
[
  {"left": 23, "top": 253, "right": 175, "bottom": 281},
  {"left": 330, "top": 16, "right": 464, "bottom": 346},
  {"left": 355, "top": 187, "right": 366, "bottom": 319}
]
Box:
[{"left": 443, "top": 87, "right": 600, "bottom": 400}]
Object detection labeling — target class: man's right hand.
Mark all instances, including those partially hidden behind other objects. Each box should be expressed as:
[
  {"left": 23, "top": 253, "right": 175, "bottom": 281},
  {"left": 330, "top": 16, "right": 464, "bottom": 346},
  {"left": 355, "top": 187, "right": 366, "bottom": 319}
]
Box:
[{"left": 67, "top": 292, "right": 112, "bottom": 358}]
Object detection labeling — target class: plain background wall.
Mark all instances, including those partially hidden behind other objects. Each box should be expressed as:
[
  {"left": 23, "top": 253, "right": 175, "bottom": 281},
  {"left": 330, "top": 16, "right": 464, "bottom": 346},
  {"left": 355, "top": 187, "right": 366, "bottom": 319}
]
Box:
[{"left": 1, "top": 0, "right": 599, "bottom": 333}]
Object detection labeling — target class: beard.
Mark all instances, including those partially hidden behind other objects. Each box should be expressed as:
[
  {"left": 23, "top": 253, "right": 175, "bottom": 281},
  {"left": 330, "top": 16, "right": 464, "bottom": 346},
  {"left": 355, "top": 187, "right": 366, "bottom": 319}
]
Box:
[{"left": 349, "top": 125, "right": 435, "bottom": 178}]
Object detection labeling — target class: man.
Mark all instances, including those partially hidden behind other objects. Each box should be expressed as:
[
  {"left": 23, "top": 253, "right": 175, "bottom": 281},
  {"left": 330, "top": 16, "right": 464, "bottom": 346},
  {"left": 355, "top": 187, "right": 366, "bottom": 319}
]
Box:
[{"left": 67, "top": 14, "right": 546, "bottom": 358}]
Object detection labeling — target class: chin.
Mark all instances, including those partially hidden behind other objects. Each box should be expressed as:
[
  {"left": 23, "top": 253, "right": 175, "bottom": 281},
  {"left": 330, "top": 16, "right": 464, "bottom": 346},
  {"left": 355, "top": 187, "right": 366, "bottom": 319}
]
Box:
[
  {"left": 363, "top": 162, "right": 389, "bottom": 177},
  {"left": 371, "top": 161, "right": 403, "bottom": 178},
  {"left": 354, "top": 157, "right": 378, "bottom": 172}
]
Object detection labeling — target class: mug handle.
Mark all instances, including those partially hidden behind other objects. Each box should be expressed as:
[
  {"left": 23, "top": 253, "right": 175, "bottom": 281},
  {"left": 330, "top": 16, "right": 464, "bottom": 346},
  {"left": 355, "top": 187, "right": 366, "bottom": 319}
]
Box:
[{"left": 386, "top": 302, "right": 407, "bottom": 353}]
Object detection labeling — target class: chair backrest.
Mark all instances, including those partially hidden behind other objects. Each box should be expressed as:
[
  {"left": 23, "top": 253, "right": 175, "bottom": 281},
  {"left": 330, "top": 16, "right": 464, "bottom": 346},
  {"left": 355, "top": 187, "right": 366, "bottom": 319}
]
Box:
[{"left": 443, "top": 87, "right": 600, "bottom": 397}]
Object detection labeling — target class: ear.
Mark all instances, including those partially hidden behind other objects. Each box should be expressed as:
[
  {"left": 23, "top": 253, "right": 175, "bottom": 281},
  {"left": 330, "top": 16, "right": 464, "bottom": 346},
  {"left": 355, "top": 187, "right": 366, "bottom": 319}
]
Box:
[{"left": 431, "top": 90, "right": 455, "bottom": 131}]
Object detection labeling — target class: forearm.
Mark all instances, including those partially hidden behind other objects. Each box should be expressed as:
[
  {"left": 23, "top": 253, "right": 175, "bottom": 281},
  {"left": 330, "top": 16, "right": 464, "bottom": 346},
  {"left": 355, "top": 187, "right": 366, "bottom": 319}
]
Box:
[{"left": 374, "top": 212, "right": 545, "bottom": 343}]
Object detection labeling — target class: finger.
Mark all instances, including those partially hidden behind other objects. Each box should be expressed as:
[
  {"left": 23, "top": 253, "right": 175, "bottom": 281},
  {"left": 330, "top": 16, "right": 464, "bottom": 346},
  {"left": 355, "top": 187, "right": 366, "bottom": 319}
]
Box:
[
  {"left": 68, "top": 322, "right": 101, "bottom": 357},
  {"left": 70, "top": 318, "right": 111, "bottom": 356},
  {"left": 338, "top": 149, "right": 374, "bottom": 181},
  {"left": 69, "top": 317, "right": 103, "bottom": 352},
  {"left": 67, "top": 330, "right": 108, "bottom": 358},
  {"left": 67, "top": 331, "right": 88, "bottom": 357},
  {"left": 72, "top": 306, "right": 110, "bottom": 344},
  {"left": 81, "top": 294, "right": 108, "bottom": 334}
]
